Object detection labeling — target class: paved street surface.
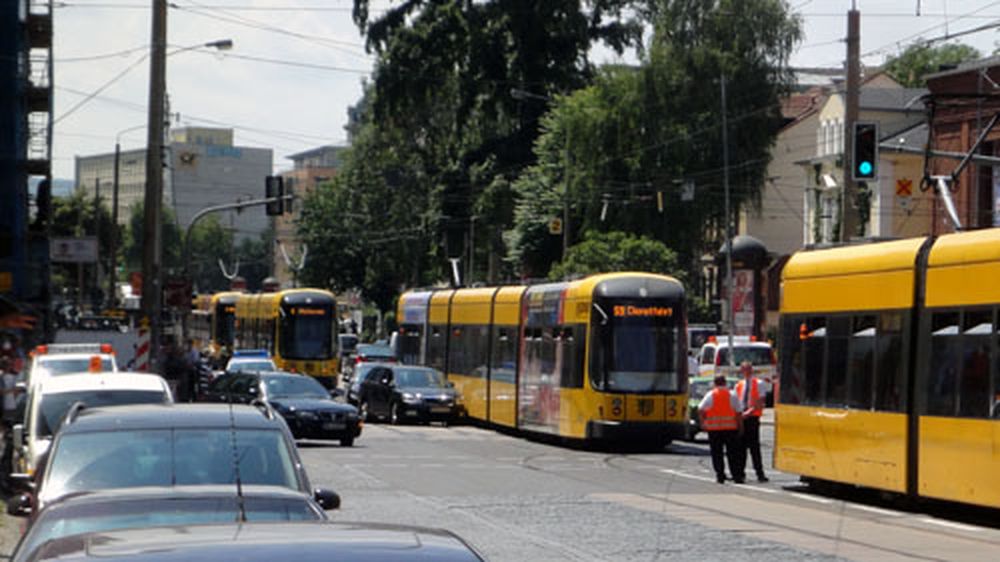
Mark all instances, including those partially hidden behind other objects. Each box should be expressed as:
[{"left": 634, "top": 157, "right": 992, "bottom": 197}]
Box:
[{"left": 4, "top": 416, "right": 1000, "bottom": 561}]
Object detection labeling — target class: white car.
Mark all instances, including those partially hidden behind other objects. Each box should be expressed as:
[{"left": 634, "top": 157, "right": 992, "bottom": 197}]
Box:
[
  {"left": 11, "top": 372, "right": 173, "bottom": 479},
  {"left": 28, "top": 343, "right": 119, "bottom": 386},
  {"left": 696, "top": 337, "right": 776, "bottom": 403}
]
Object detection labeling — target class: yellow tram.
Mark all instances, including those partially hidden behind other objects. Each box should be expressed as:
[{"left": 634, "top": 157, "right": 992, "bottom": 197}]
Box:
[
  {"left": 190, "top": 291, "right": 240, "bottom": 362},
  {"left": 232, "top": 289, "right": 340, "bottom": 387},
  {"left": 397, "top": 272, "right": 689, "bottom": 445},
  {"left": 776, "top": 228, "right": 1000, "bottom": 508}
]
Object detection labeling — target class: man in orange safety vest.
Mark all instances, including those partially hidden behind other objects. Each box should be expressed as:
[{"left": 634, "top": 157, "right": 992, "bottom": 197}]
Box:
[
  {"left": 698, "top": 375, "right": 744, "bottom": 484},
  {"left": 735, "top": 360, "right": 769, "bottom": 482}
]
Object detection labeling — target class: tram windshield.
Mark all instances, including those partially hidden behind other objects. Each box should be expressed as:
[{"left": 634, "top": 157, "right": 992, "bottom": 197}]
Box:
[
  {"left": 592, "top": 301, "right": 681, "bottom": 393},
  {"left": 280, "top": 305, "right": 333, "bottom": 360}
]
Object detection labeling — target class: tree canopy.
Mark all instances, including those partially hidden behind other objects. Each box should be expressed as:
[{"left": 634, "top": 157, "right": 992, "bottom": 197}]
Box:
[{"left": 884, "top": 42, "right": 981, "bottom": 87}]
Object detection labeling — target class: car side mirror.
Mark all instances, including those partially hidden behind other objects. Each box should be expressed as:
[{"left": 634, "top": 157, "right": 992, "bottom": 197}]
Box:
[
  {"left": 445, "top": 381, "right": 455, "bottom": 389},
  {"left": 12, "top": 423, "right": 23, "bottom": 447},
  {"left": 6, "top": 492, "right": 32, "bottom": 517},
  {"left": 379, "top": 377, "right": 391, "bottom": 386},
  {"left": 329, "top": 388, "right": 344, "bottom": 399},
  {"left": 313, "top": 488, "right": 341, "bottom": 510}
]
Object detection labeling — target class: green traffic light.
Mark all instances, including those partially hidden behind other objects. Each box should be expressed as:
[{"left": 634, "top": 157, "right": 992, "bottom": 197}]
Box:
[{"left": 858, "top": 161, "right": 873, "bottom": 176}]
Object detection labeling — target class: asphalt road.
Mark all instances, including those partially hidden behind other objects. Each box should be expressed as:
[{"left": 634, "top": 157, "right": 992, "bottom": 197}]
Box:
[
  {"left": 298, "top": 418, "right": 1000, "bottom": 562},
  {"left": 4, "top": 417, "right": 1000, "bottom": 561}
]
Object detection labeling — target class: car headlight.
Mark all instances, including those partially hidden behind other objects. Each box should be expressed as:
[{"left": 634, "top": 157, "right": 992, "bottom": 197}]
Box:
[
  {"left": 296, "top": 410, "right": 319, "bottom": 420},
  {"left": 402, "top": 392, "right": 421, "bottom": 404}
]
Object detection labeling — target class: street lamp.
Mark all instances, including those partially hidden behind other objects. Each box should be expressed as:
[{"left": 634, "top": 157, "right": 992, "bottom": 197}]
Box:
[{"left": 141, "top": 0, "right": 232, "bottom": 373}]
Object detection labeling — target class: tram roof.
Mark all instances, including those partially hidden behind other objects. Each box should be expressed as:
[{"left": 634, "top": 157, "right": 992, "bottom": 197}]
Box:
[{"left": 783, "top": 237, "right": 927, "bottom": 280}]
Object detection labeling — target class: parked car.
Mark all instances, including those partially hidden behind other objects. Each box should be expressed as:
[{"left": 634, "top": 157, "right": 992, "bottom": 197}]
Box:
[
  {"left": 355, "top": 365, "right": 458, "bottom": 425},
  {"left": 23, "top": 403, "right": 340, "bottom": 514},
  {"left": 225, "top": 350, "right": 277, "bottom": 374},
  {"left": 684, "top": 375, "right": 739, "bottom": 440},
  {"left": 696, "top": 337, "right": 776, "bottom": 404},
  {"left": 345, "top": 362, "right": 387, "bottom": 406},
  {"left": 12, "top": 486, "right": 328, "bottom": 562},
  {"left": 23, "top": 521, "right": 486, "bottom": 561},
  {"left": 205, "top": 372, "right": 361, "bottom": 446},
  {"left": 27, "top": 343, "right": 118, "bottom": 386},
  {"left": 342, "top": 343, "right": 396, "bottom": 384},
  {"left": 10, "top": 372, "right": 172, "bottom": 483}
]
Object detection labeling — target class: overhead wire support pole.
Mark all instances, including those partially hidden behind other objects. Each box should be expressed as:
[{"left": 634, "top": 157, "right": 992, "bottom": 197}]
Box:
[
  {"left": 721, "top": 73, "right": 735, "bottom": 368},
  {"left": 841, "top": 6, "right": 861, "bottom": 242}
]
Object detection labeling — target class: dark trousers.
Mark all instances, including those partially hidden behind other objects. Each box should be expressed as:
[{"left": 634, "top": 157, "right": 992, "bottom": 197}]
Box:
[
  {"left": 739, "top": 416, "right": 766, "bottom": 478},
  {"left": 708, "top": 429, "right": 742, "bottom": 481}
]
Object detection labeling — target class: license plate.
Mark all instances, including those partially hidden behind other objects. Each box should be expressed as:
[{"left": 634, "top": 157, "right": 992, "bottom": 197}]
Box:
[
  {"left": 322, "top": 422, "right": 345, "bottom": 430},
  {"left": 430, "top": 406, "right": 451, "bottom": 414}
]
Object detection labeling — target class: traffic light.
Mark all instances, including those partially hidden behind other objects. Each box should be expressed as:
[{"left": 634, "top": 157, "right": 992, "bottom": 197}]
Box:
[
  {"left": 265, "top": 175, "right": 284, "bottom": 216},
  {"left": 852, "top": 122, "right": 878, "bottom": 181}
]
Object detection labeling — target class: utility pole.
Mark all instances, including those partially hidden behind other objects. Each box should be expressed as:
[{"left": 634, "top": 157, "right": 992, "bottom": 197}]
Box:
[
  {"left": 142, "top": 0, "right": 167, "bottom": 371},
  {"left": 109, "top": 140, "right": 120, "bottom": 308},
  {"left": 841, "top": 5, "right": 861, "bottom": 241},
  {"left": 94, "top": 178, "right": 101, "bottom": 307},
  {"left": 721, "top": 73, "right": 735, "bottom": 368}
]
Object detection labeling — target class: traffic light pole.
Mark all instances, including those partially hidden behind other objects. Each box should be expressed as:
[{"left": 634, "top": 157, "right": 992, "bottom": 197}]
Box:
[{"left": 841, "top": 6, "right": 861, "bottom": 242}]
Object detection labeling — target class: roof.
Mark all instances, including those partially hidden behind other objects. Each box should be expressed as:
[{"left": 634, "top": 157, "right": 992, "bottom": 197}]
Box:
[
  {"left": 925, "top": 55, "right": 1000, "bottom": 81},
  {"left": 285, "top": 145, "right": 347, "bottom": 162},
  {"left": 858, "top": 87, "right": 927, "bottom": 111},
  {"left": 31, "top": 521, "right": 485, "bottom": 561},
  {"left": 37, "top": 373, "right": 169, "bottom": 394},
  {"left": 61, "top": 404, "right": 280, "bottom": 434}
]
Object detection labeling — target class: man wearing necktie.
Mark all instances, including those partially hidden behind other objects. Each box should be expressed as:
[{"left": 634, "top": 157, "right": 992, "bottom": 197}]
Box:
[{"left": 735, "top": 360, "right": 769, "bottom": 482}]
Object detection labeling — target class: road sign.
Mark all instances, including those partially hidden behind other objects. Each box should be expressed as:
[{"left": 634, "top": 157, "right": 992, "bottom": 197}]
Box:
[
  {"left": 50, "top": 237, "right": 98, "bottom": 263},
  {"left": 895, "top": 178, "right": 913, "bottom": 197}
]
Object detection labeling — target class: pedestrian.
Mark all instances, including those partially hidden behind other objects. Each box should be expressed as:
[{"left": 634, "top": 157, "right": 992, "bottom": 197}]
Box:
[
  {"left": 735, "top": 360, "right": 769, "bottom": 482},
  {"left": 0, "top": 356, "right": 23, "bottom": 486},
  {"left": 698, "top": 374, "right": 744, "bottom": 484}
]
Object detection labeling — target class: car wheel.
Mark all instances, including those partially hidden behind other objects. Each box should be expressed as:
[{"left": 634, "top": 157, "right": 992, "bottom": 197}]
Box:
[
  {"left": 390, "top": 402, "right": 401, "bottom": 425},
  {"left": 340, "top": 436, "right": 354, "bottom": 447},
  {"left": 359, "top": 400, "right": 371, "bottom": 422}
]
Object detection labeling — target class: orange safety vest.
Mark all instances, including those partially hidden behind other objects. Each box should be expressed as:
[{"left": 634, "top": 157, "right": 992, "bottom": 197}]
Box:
[
  {"left": 735, "top": 378, "right": 763, "bottom": 417},
  {"left": 703, "top": 387, "right": 739, "bottom": 431}
]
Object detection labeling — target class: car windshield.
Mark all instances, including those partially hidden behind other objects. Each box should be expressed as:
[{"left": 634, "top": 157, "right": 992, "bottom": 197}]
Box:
[
  {"left": 717, "top": 346, "right": 772, "bottom": 366},
  {"left": 44, "top": 429, "right": 299, "bottom": 501},
  {"left": 263, "top": 376, "right": 327, "bottom": 399},
  {"left": 37, "top": 390, "right": 167, "bottom": 439},
  {"left": 37, "top": 358, "right": 114, "bottom": 376},
  {"left": 395, "top": 369, "right": 445, "bottom": 388},
  {"left": 20, "top": 495, "right": 321, "bottom": 558},
  {"left": 689, "top": 380, "right": 713, "bottom": 400},
  {"left": 229, "top": 361, "right": 275, "bottom": 373}
]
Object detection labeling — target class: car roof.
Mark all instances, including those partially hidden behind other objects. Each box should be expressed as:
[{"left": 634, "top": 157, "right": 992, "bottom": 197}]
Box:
[
  {"left": 36, "top": 353, "right": 114, "bottom": 362},
  {"left": 701, "top": 340, "right": 771, "bottom": 349},
  {"left": 356, "top": 344, "right": 392, "bottom": 352},
  {"left": 60, "top": 403, "right": 282, "bottom": 434},
  {"left": 36, "top": 373, "right": 168, "bottom": 394},
  {"left": 31, "top": 521, "right": 485, "bottom": 561},
  {"left": 41, "top": 485, "right": 315, "bottom": 510}
]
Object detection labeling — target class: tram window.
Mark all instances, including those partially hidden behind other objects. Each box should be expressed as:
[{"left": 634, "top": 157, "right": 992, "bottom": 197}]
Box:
[
  {"left": 927, "top": 311, "right": 961, "bottom": 416},
  {"left": 427, "top": 325, "right": 446, "bottom": 372},
  {"left": 825, "top": 316, "right": 850, "bottom": 408},
  {"left": 559, "top": 326, "right": 584, "bottom": 389},
  {"left": 959, "top": 309, "right": 992, "bottom": 418},
  {"left": 847, "top": 315, "right": 876, "bottom": 410},
  {"left": 471, "top": 325, "right": 490, "bottom": 378},
  {"left": 993, "top": 330, "right": 1000, "bottom": 419},
  {"left": 448, "top": 327, "right": 467, "bottom": 375},
  {"left": 491, "top": 328, "right": 517, "bottom": 384},
  {"left": 802, "top": 317, "right": 826, "bottom": 406},
  {"left": 778, "top": 316, "right": 804, "bottom": 405},
  {"left": 874, "top": 312, "right": 905, "bottom": 412}
]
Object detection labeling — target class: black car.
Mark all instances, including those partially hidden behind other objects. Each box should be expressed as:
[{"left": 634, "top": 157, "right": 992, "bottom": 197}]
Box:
[
  {"left": 25, "top": 521, "right": 486, "bottom": 562},
  {"left": 346, "top": 362, "right": 388, "bottom": 406},
  {"left": 31, "top": 404, "right": 340, "bottom": 513},
  {"left": 13, "top": 486, "right": 327, "bottom": 562},
  {"left": 204, "top": 372, "right": 361, "bottom": 446},
  {"left": 355, "top": 365, "right": 459, "bottom": 425}
]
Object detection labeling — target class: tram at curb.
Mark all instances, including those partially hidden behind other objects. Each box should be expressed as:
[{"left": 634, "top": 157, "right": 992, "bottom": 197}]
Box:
[
  {"left": 232, "top": 289, "right": 340, "bottom": 387},
  {"left": 397, "top": 272, "right": 689, "bottom": 445},
  {"left": 777, "top": 228, "right": 1000, "bottom": 509}
]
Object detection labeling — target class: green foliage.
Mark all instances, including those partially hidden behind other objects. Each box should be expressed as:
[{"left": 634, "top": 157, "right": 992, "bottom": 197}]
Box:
[
  {"left": 687, "top": 295, "right": 718, "bottom": 324},
  {"left": 549, "top": 230, "right": 683, "bottom": 281},
  {"left": 122, "top": 202, "right": 182, "bottom": 273},
  {"left": 509, "top": 0, "right": 801, "bottom": 278},
  {"left": 884, "top": 42, "right": 980, "bottom": 87},
  {"left": 50, "top": 191, "right": 117, "bottom": 299},
  {"left": 186, "top": 216, "right": 233, "bottom": 293}
]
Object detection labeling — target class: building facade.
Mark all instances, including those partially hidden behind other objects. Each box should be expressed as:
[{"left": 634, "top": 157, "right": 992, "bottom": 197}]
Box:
[
  {"left": 75, "top": 127, "right": 273, "bottom": 240},
  {"left": 274, "top": 145, "right": 345, "bottom": 287}
]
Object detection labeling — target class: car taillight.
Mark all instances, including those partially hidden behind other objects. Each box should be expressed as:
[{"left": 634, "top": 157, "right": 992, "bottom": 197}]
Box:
[
  {"left": 100, "top": 344, "right": 114, "bottom": 354},
  {"left": 715, "top": 353, "right": 721, "bottom": 367},
  {"left": 355, "top": 356, "right": 363, "bottom": 364}
]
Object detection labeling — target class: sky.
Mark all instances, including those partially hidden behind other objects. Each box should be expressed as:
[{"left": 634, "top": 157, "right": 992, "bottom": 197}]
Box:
[{"left": 50, "top": 0, "right": 1000, "bottom": 181}]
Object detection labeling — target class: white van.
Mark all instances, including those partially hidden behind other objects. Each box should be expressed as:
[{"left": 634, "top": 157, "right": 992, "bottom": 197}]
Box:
[
  {"left": 11, "top": 373, "right": 172, "bottom": 478},
  {"left": 696, "top": 337, "right": 776, "bottom": 404}
]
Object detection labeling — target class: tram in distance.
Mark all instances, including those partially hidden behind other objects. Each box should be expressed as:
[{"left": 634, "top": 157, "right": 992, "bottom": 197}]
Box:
[
  {"left": 190, "top": 291, "right": 239, "bottom": 361},
  {"left": 776, "top": 227, "right": 1000, "bottom": 509},
  {"left": 396, "top": 272, "right": 689, "bottom": 445},
  {"left": 192, "top": 289, "right": 340, "bottom": 387}
]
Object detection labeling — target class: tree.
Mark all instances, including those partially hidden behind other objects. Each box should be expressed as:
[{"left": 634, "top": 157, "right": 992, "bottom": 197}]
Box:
[
  {"left": 508, "top": 0, "right": 802, "bottom": 279},
  {"left": 884, "top": 42, "right": 980, "bottom": 87},
  {"left": 50, "top": 191, "right": 116, "bottom": 305},
  {"left": 122, "top": 202, "right": 183, "bottom": 274},
  {"left": 185, "top": 216, "right": 234, "bottom": 294},
  {"left": 549, "top": 230, "right": 684, "bottom": 281}
]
